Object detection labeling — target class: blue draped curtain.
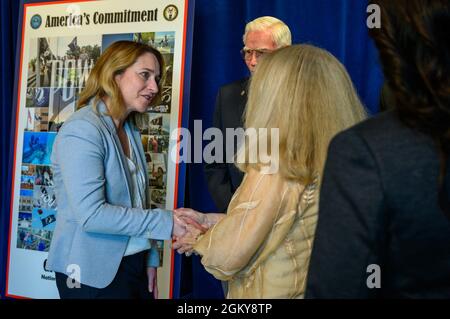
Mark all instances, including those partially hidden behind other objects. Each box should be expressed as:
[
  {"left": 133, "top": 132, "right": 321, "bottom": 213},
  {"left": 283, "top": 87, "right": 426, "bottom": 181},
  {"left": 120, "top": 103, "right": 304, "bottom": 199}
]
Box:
[
  {"left": 0, "top": 0, "right": 20, "bottom": 298},
  {"left": 0, "top": 0, "right": 383, "bottom": 298}
]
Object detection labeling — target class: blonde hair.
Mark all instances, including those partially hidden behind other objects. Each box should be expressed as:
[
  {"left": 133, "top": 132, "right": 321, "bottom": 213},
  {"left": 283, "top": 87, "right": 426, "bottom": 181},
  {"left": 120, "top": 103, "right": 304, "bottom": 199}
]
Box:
[
  {"left": 243, "top": 16, "right": 292, "bottom": 48},
  {"left": 77, "top": 41, "right": 164, "bottom": 123},
  {"left": 237, "top": 44, "right": 367, "bottom": 184}
]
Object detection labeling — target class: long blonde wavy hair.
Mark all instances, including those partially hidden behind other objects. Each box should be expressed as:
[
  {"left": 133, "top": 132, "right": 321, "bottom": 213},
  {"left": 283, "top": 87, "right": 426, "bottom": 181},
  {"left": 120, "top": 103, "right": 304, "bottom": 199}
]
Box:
[{"left": 236, "top": 44, "right": 367, "bottom": 184}]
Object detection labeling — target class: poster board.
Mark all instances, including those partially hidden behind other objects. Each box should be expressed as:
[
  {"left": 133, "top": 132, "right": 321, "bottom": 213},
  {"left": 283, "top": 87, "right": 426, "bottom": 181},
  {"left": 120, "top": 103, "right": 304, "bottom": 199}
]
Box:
[{"left": 6, "top": 0, "right": 193, "bottom": 299}]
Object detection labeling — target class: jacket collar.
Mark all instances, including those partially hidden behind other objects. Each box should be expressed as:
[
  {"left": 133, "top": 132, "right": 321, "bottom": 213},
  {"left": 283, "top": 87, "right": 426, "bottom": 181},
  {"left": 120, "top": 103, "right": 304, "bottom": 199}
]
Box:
[
  {"left": 96, "top": 99, "right": 117, "bottom": 134},
  {"left": 93, "top": 100, "right": 134, "bottom": 206},
  {"left": 92, "top": 99, "right": 150, "bottom": 207}
]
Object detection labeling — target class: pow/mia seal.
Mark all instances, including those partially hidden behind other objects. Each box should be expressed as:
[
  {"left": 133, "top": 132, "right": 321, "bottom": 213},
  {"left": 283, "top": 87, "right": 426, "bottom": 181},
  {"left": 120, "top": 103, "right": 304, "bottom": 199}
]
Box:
[
  {"left": 163, "top": 5, "right": 178, "bottom": 21},
  {"left": 30, "top": 14, "right": 42, "bottom": 29}
]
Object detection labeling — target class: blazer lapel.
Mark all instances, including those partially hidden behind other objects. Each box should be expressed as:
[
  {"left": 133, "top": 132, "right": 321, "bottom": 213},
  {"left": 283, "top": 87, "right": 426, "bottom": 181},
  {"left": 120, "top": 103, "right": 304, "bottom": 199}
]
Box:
[
  {"left": 96, "top": 101, "right": 133, "bottom": 206},
  {"left": 125, "top": 121, "right": 150, "bottom": 207}
]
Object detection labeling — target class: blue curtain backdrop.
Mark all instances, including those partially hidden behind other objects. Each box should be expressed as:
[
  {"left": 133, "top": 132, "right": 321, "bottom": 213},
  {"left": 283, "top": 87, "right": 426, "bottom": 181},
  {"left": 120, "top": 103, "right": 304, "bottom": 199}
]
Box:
[
  {"left": 0, "top": 0, "right": 20, "bottom": 298},
  {"left": 0, "top": 0, "right": 383, "bottom": 298}
]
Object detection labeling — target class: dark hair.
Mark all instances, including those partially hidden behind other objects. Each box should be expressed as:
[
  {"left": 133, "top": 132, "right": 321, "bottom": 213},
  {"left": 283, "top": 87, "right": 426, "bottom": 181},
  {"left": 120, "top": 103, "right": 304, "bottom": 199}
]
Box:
[{"left": 369, "top": 0, "right": 450, "bottom": 210}]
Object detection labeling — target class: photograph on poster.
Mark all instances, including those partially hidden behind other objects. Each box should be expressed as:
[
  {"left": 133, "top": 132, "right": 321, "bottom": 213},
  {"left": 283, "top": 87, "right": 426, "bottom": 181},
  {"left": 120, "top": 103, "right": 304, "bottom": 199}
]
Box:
[
  {"left": 32, "top": 185, "right": 56, "bottom": 210},
  {"left": 134, "top": 32, "right": 174, "bottom": 113},
  {"left": 148, "top": 134, "right": 169, "bottom": 154},
  {"left": 24, "top": 107, "right": 49, "bottom": 132},
  {"left": 141, "top": 135, "right": 150, "bottom": 153},
  {"left": 17, "top": 228, "right": 52, "bottom": 252},
  {"left": 20, "top": 174, "right": 35, "bottom": 189},
  {"left": 155, "top": 240, "right": 164, "bottom": 267},
  {"left": 149, "top": 153, "right": 167, "bottom": 189},
  {"left": 21, "top": 164, "right": 36, "bottom": 176},
  {"left": 18, "top": 212, "right": 32, "bottom": 229},
  {"left": 159, "top": 53, "right": 174, "bottom": 108},
  {"left": 35, "top": 165, "right": 53, "bottom": 186},
  {"left": 134, "top": 31, "right": 174, "bottom": 54},
  {"left": 26, "top": 36, "right": 101, "bottom": 131},
  {"left": 150, "top": 189, "right": 166, "bottom": 206},
  {"left": 22, "top": 132, "right": 56, "bottom": 165},
  {"left": 47, "top": 88, "right": 79, "bottom": 132},
  {"left": 19, "top": 196, "right": 33, "bottom": 212},
  {"left": 32, "top": 207, "right": 57, "bottom": 231},
  {"left": 148, "top": 104, "right": 170, "bottom": 113},
  {"left": 142, "top": 134, "right": 169, "bottom": 156},
  {"left": 27, "top": 37, "right": 54, "bottom": 88},
  {"left": 27, "top": 36, "right": 101, "bottom": 89},
  {"left": 26, "top": 87, "right": 50, "bottom": 108},
  {"left": 20, "top": 189, "right": 33, "bottom": 197},
  {"left": 148, "top": 134, "right": 159, "bottom": 153},
  {"left": 148, "top": 113, "right": 170, "bottom": 135}
]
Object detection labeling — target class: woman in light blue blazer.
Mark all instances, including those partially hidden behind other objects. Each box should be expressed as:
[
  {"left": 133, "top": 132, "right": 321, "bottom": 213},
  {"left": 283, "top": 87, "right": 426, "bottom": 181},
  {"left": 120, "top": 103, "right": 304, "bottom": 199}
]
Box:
[{"left": 47, "top": 41, "right": 186, "bottom": 299}]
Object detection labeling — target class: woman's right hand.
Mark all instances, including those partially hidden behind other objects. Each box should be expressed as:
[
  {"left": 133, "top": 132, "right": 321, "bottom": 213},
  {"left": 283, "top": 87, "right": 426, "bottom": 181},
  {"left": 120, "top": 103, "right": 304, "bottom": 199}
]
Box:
[
  {"left": 174, "top": 208, "right": 208, "bottom": 232},
  {"left": 172, "top": 214, "right": 187, "bottom": 238}
]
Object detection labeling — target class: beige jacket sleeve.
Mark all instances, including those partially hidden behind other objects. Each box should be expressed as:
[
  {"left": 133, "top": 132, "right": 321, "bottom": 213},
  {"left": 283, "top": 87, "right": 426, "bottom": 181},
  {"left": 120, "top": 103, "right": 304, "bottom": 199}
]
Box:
[{"left": 194, "top": 168, "right": 301, "bottom": 281}]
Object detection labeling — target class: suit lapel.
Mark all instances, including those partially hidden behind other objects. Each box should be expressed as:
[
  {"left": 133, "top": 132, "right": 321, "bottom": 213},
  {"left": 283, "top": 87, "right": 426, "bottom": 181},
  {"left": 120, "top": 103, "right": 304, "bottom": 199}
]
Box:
[
  {"left": 237, "top": 78, "right": 249, "bottom": 127},
  {"left": 125, "top": 121, "right": 150, "bottom": 207},
  {"left": 96, "top": 101, "right": 133, "bottom": 206}
]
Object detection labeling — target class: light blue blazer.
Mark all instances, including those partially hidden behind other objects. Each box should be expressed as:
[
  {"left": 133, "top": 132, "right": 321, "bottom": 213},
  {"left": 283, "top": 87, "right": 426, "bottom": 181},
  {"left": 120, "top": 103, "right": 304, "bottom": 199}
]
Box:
[{"left": 47, "top": 100, "right": 173, "bottom": 289}]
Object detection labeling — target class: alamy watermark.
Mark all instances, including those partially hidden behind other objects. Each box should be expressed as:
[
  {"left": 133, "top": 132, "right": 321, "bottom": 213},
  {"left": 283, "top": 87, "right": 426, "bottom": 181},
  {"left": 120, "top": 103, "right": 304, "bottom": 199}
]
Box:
[
  {"left": 367, "top": 4, "right": 381, "bottom": 29},
  {"left": 169, "top": 120, "right": 280, "bottom": 174},
  {"left": 366, "top": 264, "right": 381, "bottom": 289},
  {"left": 66, "top": 264, "right": 81, "bottom": 289}
]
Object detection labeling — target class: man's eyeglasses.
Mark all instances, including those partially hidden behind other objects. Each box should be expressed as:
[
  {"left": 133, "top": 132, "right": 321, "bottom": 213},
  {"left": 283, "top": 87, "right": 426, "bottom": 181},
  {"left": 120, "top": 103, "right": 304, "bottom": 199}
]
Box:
[{"left": 240, "top": 48, "right": 273, "bottom": 61}]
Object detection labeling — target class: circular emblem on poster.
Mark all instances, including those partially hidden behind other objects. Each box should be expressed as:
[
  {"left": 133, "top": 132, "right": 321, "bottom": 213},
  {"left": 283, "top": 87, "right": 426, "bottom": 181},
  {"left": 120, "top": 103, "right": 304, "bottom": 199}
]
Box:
[
  {"left": 163, "top": 5, "right": 178, "bottom": 21},
  {"left": 30, "top": 14, "right": 42, "bottom": 29}
]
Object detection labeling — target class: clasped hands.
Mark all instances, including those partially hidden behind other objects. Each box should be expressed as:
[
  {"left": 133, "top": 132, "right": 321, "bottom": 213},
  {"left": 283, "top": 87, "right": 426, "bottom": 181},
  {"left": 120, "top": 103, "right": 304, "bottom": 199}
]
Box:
[{"left": 172, "top": 208, "right": 209, "bottom": 256}]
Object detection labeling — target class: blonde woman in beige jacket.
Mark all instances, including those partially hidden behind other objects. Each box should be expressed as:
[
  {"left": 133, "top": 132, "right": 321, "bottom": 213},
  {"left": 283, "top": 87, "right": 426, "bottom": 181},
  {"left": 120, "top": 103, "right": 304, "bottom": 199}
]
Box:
[{"left": 174, "top": 44, "right": 367, "bottom": 299}]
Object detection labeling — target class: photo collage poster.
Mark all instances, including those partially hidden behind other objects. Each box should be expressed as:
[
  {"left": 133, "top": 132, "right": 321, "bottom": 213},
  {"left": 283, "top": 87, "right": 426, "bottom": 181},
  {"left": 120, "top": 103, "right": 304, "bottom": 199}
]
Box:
[
  {"left": 19, "top": 32, "right": 174, "bottom": 261},
  {"left": 8, "top": 0, "right": 189, "bottom": 299}
]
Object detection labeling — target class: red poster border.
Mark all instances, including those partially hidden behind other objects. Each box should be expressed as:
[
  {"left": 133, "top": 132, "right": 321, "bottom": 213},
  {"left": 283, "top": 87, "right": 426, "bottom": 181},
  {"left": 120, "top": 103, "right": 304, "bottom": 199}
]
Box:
[{"left": 6, "top": 0, "right": 191, "bottom": 299}]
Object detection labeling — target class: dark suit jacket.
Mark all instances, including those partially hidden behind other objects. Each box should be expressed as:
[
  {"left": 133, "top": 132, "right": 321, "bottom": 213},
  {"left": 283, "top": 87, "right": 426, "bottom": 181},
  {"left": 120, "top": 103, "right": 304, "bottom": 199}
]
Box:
[
  {"left": 204, "top": 78, "right": 248, "bottom": 212},
  {"left": 305, "top": 111, "right": 450, "bottom": 298},
  {"left": 379, "top": 82, "right": 396, "bottom": 112},
  {"left": 440, "top": 158, "right": 450, "bottom": 215}
]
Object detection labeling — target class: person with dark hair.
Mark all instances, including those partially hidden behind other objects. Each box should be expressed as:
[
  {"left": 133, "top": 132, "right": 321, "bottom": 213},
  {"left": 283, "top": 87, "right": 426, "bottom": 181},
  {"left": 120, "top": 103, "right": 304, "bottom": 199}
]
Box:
[
  {"left": 305, "top": 0, "right": 450, "bottom": 298},
  {"left": 46, "top": 41, "right": 186, "bottom": 299}
]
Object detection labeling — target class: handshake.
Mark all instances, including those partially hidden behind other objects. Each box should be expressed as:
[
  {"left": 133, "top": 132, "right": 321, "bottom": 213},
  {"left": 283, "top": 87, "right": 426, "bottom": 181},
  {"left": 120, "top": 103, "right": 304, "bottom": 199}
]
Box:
[
  {"left": 172, "top": 208, "right": 208, "bottom": 256},
  {"left": 171, "top": 208, "right": 225, "bottom": 256}
]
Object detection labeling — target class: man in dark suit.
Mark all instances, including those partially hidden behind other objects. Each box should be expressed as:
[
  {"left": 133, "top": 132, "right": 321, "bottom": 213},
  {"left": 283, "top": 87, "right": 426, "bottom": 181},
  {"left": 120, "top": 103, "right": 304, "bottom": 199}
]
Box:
[{"left": 204, "top": 16, "right": 292, "bottom": 212}]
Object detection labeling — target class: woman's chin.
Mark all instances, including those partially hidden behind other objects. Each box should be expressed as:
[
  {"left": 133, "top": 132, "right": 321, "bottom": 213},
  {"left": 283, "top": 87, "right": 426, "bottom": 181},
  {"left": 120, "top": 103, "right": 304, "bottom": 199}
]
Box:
[{"left": 136, "top": 104, "right": 151, "bottom": 113}]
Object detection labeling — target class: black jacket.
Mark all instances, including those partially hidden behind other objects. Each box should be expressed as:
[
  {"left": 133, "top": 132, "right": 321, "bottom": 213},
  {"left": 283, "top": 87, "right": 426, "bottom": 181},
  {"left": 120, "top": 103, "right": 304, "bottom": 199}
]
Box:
[
  {"left": 204, "top": 78, "right": 248, "bottom": 212},
  {"left": 306, "top": 111, "right": 450, "bottom": 298}
]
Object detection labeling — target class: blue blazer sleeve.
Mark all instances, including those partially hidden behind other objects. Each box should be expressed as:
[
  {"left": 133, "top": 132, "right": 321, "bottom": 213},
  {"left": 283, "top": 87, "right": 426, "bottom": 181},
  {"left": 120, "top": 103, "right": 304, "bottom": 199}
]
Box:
[{"left": 52, "top": 118, "right": 173, "bottom": 240}]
